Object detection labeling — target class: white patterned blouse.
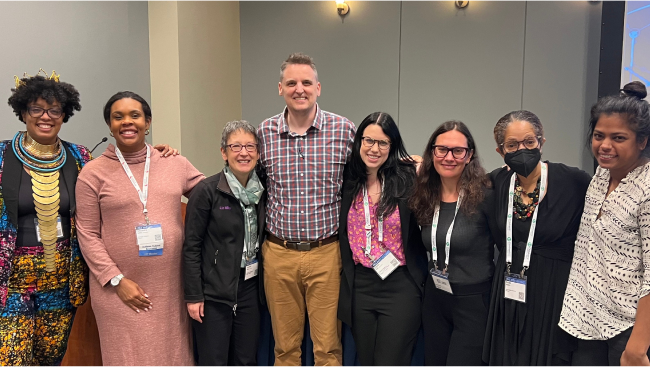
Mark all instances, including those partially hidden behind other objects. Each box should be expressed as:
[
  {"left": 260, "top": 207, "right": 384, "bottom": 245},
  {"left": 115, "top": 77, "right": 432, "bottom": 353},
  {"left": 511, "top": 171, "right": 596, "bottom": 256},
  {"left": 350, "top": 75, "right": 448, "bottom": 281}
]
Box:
[{"left": 560, "top": 161, "right": 650, "bottom": 340}]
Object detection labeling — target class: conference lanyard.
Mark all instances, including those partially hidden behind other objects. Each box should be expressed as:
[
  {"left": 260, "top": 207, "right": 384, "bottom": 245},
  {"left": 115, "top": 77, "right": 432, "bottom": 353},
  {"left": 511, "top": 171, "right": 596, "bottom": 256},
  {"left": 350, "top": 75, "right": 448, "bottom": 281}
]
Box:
[
  {"left": 430, "top": 192, "right": 463, "bottom": 272},
  {"left": 115, "top": 145, "right": 152, "bottom": 225},
  {"left": 362, "top": 181, "right": 384, "bottom": 258},
  {"left": 505, "top": 162, "right": 547, "bottom": 275}
]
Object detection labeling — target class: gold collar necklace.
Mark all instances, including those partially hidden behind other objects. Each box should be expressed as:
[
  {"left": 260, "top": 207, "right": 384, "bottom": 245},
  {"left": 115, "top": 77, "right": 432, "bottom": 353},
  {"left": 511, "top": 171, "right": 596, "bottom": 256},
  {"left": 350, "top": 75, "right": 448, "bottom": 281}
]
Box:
[{"left": 22, "top": 133, "right": 62, "bottom": 160}]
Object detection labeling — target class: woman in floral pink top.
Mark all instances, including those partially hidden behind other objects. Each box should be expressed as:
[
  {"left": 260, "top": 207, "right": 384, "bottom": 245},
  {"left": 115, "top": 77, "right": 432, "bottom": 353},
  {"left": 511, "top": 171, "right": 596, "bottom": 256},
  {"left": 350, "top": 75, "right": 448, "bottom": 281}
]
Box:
[{"left": 337, "top": 112, "right": 427, "bottom": 366}]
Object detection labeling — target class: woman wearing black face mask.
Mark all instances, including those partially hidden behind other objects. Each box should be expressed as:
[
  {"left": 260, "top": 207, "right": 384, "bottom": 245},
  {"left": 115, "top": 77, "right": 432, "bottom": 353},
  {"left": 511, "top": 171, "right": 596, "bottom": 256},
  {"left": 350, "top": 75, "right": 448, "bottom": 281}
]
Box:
[{"left": 482, "top": 110, "right": 592, "bottom": 366}]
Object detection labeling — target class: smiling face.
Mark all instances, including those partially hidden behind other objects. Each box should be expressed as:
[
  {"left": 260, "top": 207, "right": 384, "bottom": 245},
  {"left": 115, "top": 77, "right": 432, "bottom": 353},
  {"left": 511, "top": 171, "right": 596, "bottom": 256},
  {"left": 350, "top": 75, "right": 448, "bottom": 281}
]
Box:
[
  {"left": 432, "top": 130, "right": 473, "bottom": 181},
  {"left": 108, "top": 98, "right": 151, "bottom": 153},
  {"left": 359, "top": 123, "right": 390, "bottom": 176},
  {"left": 22, "top": 97, "right": 64, "bottom": 145},
  {"left": 220, "top": 129, "right": 259, "bottom": 182},
  {"left": 279, "top": 64, "right": 321, "bottom": 115},
  {"left": 592, "top": 113, "right": 647, "bottom": 178}
]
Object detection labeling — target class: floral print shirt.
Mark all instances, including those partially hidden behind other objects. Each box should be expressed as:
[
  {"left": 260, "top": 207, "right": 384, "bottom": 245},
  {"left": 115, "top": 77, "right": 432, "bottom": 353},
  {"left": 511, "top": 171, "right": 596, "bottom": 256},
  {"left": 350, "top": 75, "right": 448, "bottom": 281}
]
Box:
[{"left": 347, "top": 190, "right": 405, "bottom": 268}]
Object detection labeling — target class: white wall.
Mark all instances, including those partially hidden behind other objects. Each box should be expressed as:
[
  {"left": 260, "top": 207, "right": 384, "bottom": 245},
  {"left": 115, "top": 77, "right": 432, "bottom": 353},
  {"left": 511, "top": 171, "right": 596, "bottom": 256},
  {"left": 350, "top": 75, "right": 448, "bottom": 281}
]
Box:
[
  {"left": 521, "top": 1, "right": 602, "bottom": 174},
  {"left": 178, "top": 1, "right": 242, "bottom": 176},
  {"left": 149, "top": 1, "right": 241, "bottom": 177},
  {"left": 0, "top": 1, "right": 151, "bottom": 153},
  {"left": 0, "top": 1, "right": 603, "bottom": 174},
  {"left": 240, "top": 1, "right": 402, "bottom": 128},
  {"left": 398, "top": 1, "right": 526, "bottom": 171},
  {"left": 240, "top": 1, "right": 602, "bottom": 173}
]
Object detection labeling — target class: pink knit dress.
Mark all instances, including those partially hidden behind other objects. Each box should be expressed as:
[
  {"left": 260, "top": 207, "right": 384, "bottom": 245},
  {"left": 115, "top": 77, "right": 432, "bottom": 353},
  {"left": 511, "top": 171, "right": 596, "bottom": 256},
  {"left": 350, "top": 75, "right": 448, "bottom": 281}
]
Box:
[{"left": 75, "top": 144, "right": 204, "bottom": 366}]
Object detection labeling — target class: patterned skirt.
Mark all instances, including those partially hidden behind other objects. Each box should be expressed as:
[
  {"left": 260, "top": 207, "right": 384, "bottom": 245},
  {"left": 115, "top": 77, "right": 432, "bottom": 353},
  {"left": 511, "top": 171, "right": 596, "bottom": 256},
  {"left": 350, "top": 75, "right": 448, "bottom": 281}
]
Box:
[{"left": 0, "top": 240, "right": 75, "bottom": 366}]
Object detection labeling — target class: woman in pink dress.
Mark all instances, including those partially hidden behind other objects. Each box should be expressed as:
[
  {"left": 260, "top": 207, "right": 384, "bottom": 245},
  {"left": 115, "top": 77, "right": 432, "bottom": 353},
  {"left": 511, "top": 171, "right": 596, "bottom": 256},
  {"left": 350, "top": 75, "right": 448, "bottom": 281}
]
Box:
[{"left": 75, "top": 91, "right": 204, "bottom": 365}]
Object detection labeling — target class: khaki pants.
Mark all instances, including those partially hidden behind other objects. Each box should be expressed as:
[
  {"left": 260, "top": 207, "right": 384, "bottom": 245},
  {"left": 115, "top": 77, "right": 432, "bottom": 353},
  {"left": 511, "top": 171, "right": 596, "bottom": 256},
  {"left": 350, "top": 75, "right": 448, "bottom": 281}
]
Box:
[{"left": 262, "top": 239, "right": 343, "bottom": 366}]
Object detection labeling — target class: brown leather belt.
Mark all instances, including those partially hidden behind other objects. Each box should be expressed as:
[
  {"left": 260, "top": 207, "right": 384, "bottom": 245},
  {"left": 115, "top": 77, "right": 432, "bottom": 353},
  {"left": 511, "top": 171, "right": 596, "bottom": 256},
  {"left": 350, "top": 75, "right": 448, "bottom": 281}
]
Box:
[{"left": 266, "top": 233, "right": 338, "bottom": 251}]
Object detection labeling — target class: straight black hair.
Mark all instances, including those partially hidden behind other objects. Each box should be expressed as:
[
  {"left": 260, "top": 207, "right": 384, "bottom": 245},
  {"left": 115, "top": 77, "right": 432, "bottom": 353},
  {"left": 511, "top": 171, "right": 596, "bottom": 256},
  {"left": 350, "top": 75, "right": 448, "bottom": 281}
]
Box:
[{"left": 345, "top": 112, "right": 416, "bottom": 219}]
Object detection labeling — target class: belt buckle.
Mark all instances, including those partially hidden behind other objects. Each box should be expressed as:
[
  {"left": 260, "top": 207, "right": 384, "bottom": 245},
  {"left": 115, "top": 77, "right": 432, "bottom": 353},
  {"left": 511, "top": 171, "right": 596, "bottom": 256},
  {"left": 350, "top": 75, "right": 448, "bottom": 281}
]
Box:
[{"left": 296, "top": 242, "right": 312, "bottom": 251}]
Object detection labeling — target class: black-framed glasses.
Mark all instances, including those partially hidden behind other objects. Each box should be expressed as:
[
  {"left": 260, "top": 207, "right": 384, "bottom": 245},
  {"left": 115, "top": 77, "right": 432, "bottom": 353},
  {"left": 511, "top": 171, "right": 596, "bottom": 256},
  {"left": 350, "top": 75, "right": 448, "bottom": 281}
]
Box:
[
  {"left": 432, "top": 145, "right": 470, "bottom": 159},
  {"left": 226, "top": 143, "right": 258, "bottom": 153},
  {"left": 500, "top": 136, "right": 541, "bottom": 154},
  {"left": 27, "top": 106, "right": 63, "bottom": 119},
  {"left": 361, "top": 136, "right": 391, "bottom": 151}
]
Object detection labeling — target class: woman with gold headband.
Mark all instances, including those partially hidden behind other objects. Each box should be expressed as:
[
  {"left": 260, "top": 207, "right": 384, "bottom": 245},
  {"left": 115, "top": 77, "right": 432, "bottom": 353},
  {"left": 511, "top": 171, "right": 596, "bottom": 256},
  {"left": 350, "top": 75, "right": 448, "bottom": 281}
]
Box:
[{"left": 0, "top": 71, "right": 177, "bottom": 366}]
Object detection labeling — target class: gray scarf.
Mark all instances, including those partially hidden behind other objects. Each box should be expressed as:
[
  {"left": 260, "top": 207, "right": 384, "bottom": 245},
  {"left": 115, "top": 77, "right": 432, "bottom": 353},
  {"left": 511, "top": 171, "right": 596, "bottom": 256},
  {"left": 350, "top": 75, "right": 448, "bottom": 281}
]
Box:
[{"left": 224, "top": 167, "right": 264, "bottom": 264}]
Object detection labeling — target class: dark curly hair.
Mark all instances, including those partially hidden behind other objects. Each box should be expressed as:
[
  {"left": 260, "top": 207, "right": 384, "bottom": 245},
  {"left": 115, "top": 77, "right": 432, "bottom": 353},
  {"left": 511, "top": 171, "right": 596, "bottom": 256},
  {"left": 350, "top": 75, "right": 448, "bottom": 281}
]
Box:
[
  {"left": 8, "top": 75, "right": 81, "bottom": 123},
  {"left": 409, "top": 120, "right": 490, "bottom": 225},
  {"left": 588, "top": 81, "right": 650, "bottom": 156},
  {"left": 345, "top": 112, "right": 416, "bottom": 220}
]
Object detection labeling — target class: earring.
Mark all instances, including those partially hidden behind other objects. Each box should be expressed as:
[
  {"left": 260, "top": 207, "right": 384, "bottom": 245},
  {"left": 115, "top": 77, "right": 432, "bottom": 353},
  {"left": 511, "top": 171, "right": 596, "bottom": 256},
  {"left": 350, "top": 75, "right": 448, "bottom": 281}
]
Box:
[
  {"left": 145, "top": 129, "right": 150, "bottom": 135},
  {"left": 109, "top": 132, "right": 114, "bottom": 137}
]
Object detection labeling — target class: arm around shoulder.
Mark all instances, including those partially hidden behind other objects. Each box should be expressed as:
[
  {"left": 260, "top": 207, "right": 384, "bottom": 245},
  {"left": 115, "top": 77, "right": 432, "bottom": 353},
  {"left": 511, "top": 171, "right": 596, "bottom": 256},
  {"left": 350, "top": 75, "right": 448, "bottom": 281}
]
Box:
[{"left": 183, "top": 156, "right": 206, "bottom": 197}]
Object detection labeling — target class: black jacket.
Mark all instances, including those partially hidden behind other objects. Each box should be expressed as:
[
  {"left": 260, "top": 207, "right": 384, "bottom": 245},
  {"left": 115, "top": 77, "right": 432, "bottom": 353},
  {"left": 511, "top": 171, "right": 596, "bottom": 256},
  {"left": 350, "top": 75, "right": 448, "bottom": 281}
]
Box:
[
  {"left": 183, "top": 171, "right": 267, "bottom": 307},
  {"left": 337, "top": 179, "right": 428, "bottom": 326}
]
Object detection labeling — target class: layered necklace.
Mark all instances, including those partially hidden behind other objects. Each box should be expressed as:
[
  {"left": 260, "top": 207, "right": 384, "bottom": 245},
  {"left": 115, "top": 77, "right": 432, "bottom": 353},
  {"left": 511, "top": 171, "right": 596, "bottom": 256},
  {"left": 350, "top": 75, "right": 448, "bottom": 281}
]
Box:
[
  {"left": 12, "top": 131, "right": 67, "bottom": 272},
  {"left": 513, "top": 175, "right": 540, "bottom": 221}
]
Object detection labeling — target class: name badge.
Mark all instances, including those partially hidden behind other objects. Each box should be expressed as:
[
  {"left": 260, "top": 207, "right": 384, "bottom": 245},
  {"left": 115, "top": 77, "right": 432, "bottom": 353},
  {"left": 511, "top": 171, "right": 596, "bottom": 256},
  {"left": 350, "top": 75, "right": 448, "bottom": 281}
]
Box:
[
  {"left": 245, "top": 259, "right": 259, "bottom": 280},
  {"left": 430, "top": 268, "right": 453, "bottom": 294},
  {"left": 372, "top": 250, "right": 400, "bottom": 280},
  {"left": 136, "top": 223, "right": 164, "bottom": 256},
  {"left": 35, "top": 216, "right": 64, "bottom": 242},
  {"left": 504, "top": 272, "right": 527, "bottom": 303}
]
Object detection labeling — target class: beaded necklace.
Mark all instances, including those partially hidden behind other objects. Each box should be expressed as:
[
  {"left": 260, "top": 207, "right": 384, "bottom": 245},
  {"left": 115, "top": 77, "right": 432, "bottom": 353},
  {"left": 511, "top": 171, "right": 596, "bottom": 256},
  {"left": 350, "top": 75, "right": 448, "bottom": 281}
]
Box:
[
  {"left": 513, "top": 175, "right": 541, "bottom": 221},
  {"left": 11, "top": 131, "right": 66, "bottom": 272}
]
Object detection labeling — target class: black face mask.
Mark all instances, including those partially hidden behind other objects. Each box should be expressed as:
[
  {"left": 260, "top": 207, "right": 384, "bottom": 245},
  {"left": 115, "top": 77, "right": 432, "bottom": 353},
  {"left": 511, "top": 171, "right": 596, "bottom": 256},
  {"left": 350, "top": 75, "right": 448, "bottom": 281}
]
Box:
[{"left": 504, "top": 148, "right": 541, "bottom": 178}]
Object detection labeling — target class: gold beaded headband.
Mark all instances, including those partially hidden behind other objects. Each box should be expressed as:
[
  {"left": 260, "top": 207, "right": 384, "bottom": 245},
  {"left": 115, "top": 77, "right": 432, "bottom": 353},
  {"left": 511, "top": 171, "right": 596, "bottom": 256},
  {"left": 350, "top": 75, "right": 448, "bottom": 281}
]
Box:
[{"left": 14, "top": 68, "right": 60, "bottom": 89}]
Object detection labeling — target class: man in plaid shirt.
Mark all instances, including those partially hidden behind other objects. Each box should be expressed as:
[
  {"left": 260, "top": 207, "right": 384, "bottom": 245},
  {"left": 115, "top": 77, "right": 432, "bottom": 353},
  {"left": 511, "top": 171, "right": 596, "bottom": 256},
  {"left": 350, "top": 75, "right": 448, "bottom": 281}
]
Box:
[{"left": 258, "top": 53, "right": 356, "bottom": 366}]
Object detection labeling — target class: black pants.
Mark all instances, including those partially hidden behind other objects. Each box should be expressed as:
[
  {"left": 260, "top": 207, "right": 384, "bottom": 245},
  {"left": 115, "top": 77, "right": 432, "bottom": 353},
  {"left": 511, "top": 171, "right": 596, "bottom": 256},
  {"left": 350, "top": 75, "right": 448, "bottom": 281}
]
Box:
[
  {"left": 422, "top": 276, "right": 491, "bottom": 365},
  {"left": 192, "top": 269, "right": 260, "bottom": 366},
  {"left": 572, "top": 327, "right": 650, "bottom": 366},
  {"left": 351, "top": 264, "right": 421, "bottom": 366}
]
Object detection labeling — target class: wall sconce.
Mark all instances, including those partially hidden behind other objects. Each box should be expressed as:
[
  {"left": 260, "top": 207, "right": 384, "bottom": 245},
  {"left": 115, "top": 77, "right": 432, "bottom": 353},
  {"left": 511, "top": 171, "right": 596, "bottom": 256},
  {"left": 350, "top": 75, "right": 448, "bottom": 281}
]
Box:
[
  {"left": 336, "top": 1, "right": 350, "bottom": 16},
  {"left": 455, "top": 1, "right": 469, "bottom": 9}
]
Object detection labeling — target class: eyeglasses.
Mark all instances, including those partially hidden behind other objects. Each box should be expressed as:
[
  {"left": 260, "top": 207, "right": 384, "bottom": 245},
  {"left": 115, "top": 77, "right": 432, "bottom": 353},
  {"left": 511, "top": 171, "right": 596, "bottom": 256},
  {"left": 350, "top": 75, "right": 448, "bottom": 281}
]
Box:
[
  {"left": 361, "top": 136, "right": 391, "bottom": 151},
  {"left": 432, "top": 145, "right": 470, "bottom": 159},
  {"left": 226, "top": 144, "right": 258, "bottom": 153},
  {"left": 27, "top": 106, "right": 63, "bottom": 119},
  {"left": 500, "top": 136, "right": 541, "bottom": 153}
]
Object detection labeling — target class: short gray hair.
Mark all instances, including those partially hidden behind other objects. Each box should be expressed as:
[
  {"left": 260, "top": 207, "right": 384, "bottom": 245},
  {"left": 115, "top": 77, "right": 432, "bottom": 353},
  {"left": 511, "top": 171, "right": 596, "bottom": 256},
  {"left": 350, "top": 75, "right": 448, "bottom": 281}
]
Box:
[
  {"left": 493, "top": 110, "right": 545, "bottom": 152},
  {"left": 221, "top": 120, "right": 258, "bottom": 150},
  {"left": 280, "top": 52, "right": 318, "bottom": 82}
]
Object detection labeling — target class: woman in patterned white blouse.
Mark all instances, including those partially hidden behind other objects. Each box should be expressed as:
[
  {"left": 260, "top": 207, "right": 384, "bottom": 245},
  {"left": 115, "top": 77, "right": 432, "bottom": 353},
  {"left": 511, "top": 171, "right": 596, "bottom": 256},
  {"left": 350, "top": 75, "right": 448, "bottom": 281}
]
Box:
[{"left": 560, "top": 81, "right": 650, "bottom": 366}]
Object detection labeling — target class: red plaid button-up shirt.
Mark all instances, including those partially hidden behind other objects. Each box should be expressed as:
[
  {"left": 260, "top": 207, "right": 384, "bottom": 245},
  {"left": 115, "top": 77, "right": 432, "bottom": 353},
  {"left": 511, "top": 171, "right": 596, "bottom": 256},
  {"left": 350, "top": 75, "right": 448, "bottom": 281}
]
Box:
[{"left": 258, "top": 105, "right": 356, "bottom": 241}]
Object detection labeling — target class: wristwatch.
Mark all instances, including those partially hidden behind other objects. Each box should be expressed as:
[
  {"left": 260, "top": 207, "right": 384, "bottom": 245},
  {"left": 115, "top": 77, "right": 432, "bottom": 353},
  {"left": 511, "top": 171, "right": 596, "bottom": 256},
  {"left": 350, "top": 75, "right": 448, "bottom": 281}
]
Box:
[{"left": 110, "top": 274, "right": 124, "bottom": 287}]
